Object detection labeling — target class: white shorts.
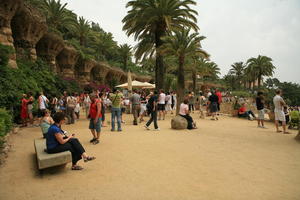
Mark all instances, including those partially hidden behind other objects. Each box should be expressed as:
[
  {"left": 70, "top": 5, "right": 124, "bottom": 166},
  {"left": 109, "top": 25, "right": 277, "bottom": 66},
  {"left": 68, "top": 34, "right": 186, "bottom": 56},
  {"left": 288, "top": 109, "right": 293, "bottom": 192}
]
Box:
[
  {"left": 274, "top": 110, "right": 285, "bottom": 122},
  {"left": 258, "top": 109, "right": 265, "bottom": 120}
]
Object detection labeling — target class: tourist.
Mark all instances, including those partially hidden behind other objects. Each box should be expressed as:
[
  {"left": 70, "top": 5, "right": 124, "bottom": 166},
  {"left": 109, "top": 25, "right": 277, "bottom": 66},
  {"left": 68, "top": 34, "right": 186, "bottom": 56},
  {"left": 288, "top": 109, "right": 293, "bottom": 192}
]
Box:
[
  {"left": 38, "top": 91, "right": 49, "bottom": 122},
  {"left": 51, "top": 95, "right": 58, "bottom": 115},
  {"left": 83, "top": 92, "right": 91, "bottom": 118},
  {"left": 179, "top": 99, "right": 197, "bottom": 129},
  {"left": 40, "top": 109, "right": 54, "bottom": 138},
  {"left": 188, "top": 91, "right": 195, "bottom": 113},
  {"left": 256, "top": 91, "right": 266, "bottom": 128},
  {"left": 109, "top": 89, "right": 123, "bottom": 132},
  {"left": 27, "top": 92, "right": 35, "bottom": 126},
  {"left": 238, "top": 103, "right": 256, "bottom": 120},
  {"left": 74, "top": 93, "right": 81, "bottom": 120},
  {"left": 66, "top": 93, "right": 76, "bottom": 124},
  {"left": 46, "top": 112, "right": 95, "bottom": 170},
  {"left": 88, "top": 94, "right": 102, "bottom": 144},
  {"left": 215, "top": 89, "right": 222, "bottom": 113},
  {"left": 20, "top": 94, "right": 28, "bottom": 127},
  {"left": 208, "top": 90, "right": 219, "bottom": 120},
  {"left": 58, "top": 95, "right": 66, "bottom": 114},
  {"left": 130, "top": 89, "right": 141, "bottom": 125},
  {"left": 139, "top": 92, "right": 147, "bottom": 122},
  {"left": 165, "top": 92, "right": 172, "bottom": 114},
  {"left": 158, "top": 89, "right": 166, "bottom": 120},
  {"left": 273, "top": 89, "right": 289, "bottom": 134},
  {"left": 145, "top": 91, "right": 159, "bottom": 131},
  {"left": 100, "top": 92, "right": 107, "bottom": 127},
  {"left": 171, "top": 91, "right": 176, "bottom": 114}
]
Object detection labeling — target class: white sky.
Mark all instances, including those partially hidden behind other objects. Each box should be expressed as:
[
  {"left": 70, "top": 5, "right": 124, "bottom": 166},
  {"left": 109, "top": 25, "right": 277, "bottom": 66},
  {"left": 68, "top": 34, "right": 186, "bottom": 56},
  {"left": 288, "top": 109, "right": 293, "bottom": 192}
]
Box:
[{"left": 61, "top": 0, "right": 300, "bottom": 84}]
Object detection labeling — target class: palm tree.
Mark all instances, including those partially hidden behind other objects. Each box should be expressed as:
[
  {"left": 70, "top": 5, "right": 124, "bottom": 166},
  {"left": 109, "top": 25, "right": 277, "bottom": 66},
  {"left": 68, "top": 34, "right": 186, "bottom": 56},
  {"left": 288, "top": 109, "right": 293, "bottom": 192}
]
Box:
[
  {"left": 229, "top": 62, "right": 245, "bottom": 87},
  {"left": 75, "top": 16, "right": 90, "bottom": 46},
  {"left": 42, "top": 0, "right": 77, "bottom": 34},
  {"left": 205, "top": 61, "right": 220, "bottom": 80},
  {"left": 246, "top": 55, "right": 275, "bottom": 88},
  {"left": 122, "top": 0, "right": 199, "bottom": 90},
  {"left": 118, "top": 44, "right": 132, "bottom": 71},
  {"left": 160, "top": 28, "right": 208, "bottom": 114}
]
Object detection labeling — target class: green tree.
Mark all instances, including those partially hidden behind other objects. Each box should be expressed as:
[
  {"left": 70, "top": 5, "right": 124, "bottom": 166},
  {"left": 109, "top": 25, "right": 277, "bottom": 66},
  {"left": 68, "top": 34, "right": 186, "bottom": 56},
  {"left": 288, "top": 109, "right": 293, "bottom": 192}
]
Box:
[
  {"left": 122, "top": 0, "right": 199, "bottom": 90},
  {"left": 42, "top": 0, "right": 77, "bottom": 34},
  {"left": 118, "top": 44, "right": 132, "bottom": 71},
  {"left": 75, "top": 16, "right": 90, "bottom": 46},
  {"left": 229, "top": 62, "right": 245, "bottom": 87},
  {"left": 246, "top": 55, "right": 275, "bottom": 88},
  {"left": 160, "top": 28, "right": 208, "bottom": 114}
]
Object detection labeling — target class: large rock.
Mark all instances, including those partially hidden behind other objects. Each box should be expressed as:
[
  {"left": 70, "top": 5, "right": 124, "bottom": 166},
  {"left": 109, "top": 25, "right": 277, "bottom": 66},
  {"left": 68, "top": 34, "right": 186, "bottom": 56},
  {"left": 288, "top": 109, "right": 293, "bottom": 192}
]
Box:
[{"left": 171, "top": 115, "right": 188, "bottom": 130}]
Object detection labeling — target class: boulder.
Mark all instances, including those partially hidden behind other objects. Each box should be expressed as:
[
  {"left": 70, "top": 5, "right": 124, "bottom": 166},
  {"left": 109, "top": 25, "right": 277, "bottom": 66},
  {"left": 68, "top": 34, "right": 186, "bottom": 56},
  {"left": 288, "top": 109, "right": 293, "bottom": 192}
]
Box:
[{"left": 171, "top": 115, "right": 188, "bottom": 130}]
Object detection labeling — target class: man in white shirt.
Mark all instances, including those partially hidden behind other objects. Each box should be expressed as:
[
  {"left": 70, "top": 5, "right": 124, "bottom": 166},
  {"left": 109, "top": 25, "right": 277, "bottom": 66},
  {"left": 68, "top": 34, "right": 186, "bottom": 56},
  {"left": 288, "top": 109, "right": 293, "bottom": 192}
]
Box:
[
  {"left": 273, "top": 89, "right": 289, "bottom": 134},
  {"left": 158, "top": 89, "right": 166, "bottom": 120},
  {"left": 38, "top": 91, "right": 49, "bottom": 121}
]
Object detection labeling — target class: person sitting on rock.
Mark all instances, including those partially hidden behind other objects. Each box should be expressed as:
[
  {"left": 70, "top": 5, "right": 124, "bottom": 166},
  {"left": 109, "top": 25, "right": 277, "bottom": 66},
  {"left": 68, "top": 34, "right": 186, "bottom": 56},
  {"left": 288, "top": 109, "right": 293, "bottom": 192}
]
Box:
[
  {"left": 46, "top": 112, "right": 95, "bottom": 170},
  {"left": 179, "top": 99, "right": 197, "bottom": 129},
  {"left": 238, "top": 103, "right": 256, "bottom": 120},
  {"left": 40, "top": 109, "right": 54, "bottom": 138}
]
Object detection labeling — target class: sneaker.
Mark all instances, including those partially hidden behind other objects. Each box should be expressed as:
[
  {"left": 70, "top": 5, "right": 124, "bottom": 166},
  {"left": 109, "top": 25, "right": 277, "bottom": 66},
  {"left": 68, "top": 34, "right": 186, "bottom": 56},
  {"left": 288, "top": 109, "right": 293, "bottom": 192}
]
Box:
[
  {"left": 117, "top": 129, "right": 122, "bottom": 132},
  {"left": 261, "top": 126, "right": 267, "bottom": 129},
  {"left": 144, "top": 125, "right": 150, "bottom": 130},
  {"left": 257, "top": 125, "right": 262, "bottom": 128},
  {"left": 93, "top": 139, "right": 99, "bottom": 144},
  {"left": 111, "top": 129, "right": 115, "bottom": 132},
  {"left": 153, "top": 128, "right": 160, "bottom": 131},
  {"left": 90, "top": 138, "right": 96, "bottom": 143}
]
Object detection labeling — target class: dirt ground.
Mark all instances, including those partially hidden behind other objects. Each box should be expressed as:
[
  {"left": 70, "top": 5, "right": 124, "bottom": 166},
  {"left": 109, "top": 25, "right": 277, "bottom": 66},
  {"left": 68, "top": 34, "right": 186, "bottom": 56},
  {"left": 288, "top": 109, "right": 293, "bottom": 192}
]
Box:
[{"left": 0, "top": 112, "right": 299, "bottom": 200}]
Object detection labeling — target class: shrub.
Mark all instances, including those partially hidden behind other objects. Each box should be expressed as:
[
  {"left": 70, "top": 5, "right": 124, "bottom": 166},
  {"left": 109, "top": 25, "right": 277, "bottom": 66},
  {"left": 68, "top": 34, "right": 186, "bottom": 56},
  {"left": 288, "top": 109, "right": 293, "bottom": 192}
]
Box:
[
  {"left": 231, "top": 90, "right": 252, "bottom": 98},
  {"left": 0, "top": 108, "right": 13, "bottom": 148}
]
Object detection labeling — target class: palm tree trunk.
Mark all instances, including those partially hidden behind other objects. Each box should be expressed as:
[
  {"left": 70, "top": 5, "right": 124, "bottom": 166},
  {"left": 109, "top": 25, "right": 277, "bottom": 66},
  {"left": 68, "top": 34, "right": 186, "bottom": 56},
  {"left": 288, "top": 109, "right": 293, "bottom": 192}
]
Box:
[
  {"left": 155, "top": 30, "right": 165, "bottom": 90},
  {"left": 176, "top": 56, "right": 185, "bottom": 115},
  {"left": 192, "top": 71, "right": 196, "bottom": 93},
  {"left": 258, "top": 76, "right": 261, "bottom": 88}
]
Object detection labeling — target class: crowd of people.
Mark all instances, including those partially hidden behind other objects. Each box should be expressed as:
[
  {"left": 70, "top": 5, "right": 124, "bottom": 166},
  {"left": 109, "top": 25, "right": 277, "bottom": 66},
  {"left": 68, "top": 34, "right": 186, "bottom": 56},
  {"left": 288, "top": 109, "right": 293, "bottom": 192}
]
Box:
[{"left": 19, "top": 87, "right": 299, "bottom": 170}]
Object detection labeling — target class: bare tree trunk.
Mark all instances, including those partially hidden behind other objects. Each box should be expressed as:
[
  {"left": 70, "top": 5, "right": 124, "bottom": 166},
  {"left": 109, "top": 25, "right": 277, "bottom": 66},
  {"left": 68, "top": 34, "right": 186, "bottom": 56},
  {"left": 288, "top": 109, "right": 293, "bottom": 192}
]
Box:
[
  {"left": 155, "top": 31, "right": 165, "bottom": 90},
  {"left": 192, "top": 71, "right": 196, "bottom": 93}
]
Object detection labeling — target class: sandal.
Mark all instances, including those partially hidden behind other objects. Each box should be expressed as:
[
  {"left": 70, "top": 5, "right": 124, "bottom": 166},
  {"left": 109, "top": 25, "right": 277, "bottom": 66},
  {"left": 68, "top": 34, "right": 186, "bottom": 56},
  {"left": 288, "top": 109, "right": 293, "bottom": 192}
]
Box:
[
  {"left": 84, "top": 156, "right": 96, "bottom": 162},
  {"left": 72, "top": 165, "right": 83, "bottom": 170},
  {"left": 93, "top": 139, "right": 99, "bottom": 145}
]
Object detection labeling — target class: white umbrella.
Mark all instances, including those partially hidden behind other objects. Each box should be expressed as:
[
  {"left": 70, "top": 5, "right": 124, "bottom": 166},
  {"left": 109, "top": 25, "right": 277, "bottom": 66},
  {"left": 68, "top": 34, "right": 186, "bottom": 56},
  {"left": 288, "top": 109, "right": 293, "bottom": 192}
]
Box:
[{"left": 116, "top": 80, "right": 146, "bottom": 88}]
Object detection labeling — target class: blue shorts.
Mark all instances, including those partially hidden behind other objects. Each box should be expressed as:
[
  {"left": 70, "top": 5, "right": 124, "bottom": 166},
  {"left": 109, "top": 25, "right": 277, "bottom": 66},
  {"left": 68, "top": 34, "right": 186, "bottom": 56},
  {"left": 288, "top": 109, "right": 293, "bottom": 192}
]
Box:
[{"left": 89, "top": 118, "right": 102, "bottom": 133}]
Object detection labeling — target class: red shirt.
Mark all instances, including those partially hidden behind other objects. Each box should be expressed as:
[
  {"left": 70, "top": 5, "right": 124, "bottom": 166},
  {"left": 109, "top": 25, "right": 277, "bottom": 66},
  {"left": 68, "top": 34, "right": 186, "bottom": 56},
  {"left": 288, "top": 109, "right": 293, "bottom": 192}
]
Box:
[
  {"left": 216, "top": 91, "right": 222, "bottom": 103},
  {"left": 89, "top": 99, "right": 102, "bottom": 119},
  {"left": 239, "top": 107, "right": 246, "bottom": 113}
]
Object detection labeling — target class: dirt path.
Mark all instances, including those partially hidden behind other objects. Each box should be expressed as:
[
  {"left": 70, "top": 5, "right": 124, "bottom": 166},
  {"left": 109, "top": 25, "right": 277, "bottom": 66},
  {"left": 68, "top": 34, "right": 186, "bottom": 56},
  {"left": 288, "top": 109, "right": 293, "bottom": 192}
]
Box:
[{"left": 0, "top": 113, "right": 299, "bottom": 200}]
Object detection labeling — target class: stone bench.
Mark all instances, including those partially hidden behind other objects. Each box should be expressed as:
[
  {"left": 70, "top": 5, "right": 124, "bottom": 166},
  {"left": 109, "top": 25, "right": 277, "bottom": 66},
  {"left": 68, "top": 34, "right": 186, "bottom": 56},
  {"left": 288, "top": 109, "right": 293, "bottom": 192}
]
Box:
[{"left": 34, "top": 138, "right": 71, "bottom": 170}]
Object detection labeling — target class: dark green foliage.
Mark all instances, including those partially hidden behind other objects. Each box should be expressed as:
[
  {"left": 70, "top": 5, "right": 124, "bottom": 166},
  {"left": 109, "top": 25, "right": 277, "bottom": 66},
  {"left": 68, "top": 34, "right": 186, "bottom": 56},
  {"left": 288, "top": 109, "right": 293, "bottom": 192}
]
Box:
[
  {"left": 0, "top": 44, "right": 80, "bottom": 122},
  {"left": 0, "top": 109, "right": 12, "bottom": 148}
]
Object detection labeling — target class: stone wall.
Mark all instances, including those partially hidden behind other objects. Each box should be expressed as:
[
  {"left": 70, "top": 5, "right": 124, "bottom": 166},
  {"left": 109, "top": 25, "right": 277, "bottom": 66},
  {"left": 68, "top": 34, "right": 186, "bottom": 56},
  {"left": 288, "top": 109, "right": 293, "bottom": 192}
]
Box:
[{"left": 0, "top": 0, "right": 152, "bottom": 87}]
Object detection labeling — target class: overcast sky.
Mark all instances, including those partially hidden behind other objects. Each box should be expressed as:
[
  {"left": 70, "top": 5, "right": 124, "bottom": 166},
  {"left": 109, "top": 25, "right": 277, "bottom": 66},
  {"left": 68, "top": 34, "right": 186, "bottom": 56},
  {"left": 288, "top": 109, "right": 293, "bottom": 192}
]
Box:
[{"left": 61, "top": 0, "right": 300, "bottom": 84}]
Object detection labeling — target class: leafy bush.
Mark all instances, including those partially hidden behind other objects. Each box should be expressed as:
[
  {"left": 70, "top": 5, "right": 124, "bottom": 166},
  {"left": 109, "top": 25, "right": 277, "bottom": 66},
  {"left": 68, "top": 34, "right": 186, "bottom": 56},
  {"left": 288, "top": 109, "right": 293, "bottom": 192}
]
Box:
[
  {"left": 0, "top": 109, "right": 13, "bottom": 148},
  {"left": 0, "top": 44, "right": 80, "bottom": 122},
  {"left": 231, "top": 90, "right": 252, "bottom": 98}
]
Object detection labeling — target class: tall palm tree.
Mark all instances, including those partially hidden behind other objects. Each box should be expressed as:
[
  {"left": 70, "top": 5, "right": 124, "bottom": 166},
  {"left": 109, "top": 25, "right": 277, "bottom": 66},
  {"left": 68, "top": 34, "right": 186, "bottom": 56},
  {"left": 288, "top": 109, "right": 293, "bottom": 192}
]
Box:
[
  {"left": 122, "top": 0, "right": 199, "bottom": 90},
  {"left": 246, "top": 55, "right": 275, "bottom": 88},
  {"left": 42, "top": 0, "right": 77, "bottom": 34},
  {"left": 118, "top": 44, "right": 132, "bottom": 71},
  {"left": 205, "top": 61, "right": 220, "bottom": 80},
  {"left": 160, "top": 28, "right": 208, "bottom": 114},
  {"left": 75, "top": 16, "right": 90, "bottom": 46},
  {"left": 229, "top": 62, "right": 245, "bottom": 87}
]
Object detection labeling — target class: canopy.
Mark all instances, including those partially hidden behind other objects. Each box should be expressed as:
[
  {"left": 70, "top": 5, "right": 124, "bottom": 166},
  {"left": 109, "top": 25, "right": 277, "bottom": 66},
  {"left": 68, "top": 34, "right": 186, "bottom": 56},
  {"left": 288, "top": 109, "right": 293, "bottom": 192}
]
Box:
[{"left": 116, "top": 81, "right": 155, "bottom": 89}]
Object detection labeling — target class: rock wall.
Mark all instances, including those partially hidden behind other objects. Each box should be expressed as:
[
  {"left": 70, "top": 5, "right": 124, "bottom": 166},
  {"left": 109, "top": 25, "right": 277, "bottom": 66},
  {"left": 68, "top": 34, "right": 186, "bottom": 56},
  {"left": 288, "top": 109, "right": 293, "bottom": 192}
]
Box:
[
  {"left": 0, "top": 0, "right": 152, "bottom": 87},
  {"left": 11, "top": 3, "right": 47, "bottom": 60},
  {"left": 0, "top": 0, "right": 23, "bottom": 68}
]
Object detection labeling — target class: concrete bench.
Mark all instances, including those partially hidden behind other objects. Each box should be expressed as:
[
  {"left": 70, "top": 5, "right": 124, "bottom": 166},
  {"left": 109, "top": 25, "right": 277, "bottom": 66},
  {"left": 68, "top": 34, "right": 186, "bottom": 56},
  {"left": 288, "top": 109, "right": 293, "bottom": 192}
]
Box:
[{"left": 34, "top": 138, "right": 71, "bottom": 170}]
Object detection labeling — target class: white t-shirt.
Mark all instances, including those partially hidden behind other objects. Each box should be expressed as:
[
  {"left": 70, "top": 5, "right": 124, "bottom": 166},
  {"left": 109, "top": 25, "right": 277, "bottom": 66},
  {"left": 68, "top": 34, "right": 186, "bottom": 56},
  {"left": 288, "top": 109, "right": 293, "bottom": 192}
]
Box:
[
  {"left": 273, "top": 95, "right": 284, "bottom": 111},
  {"left": 158, "top": 93, "right": 166, "bottom": 104},
  {"left": 39, "top": 95, "right": 48, "bottom": 109},
  {"left": 179, "top": 103, "right": 188, "bottom": 115},
  {"left": 166, "top": 95, "right": 172, "bottom": 104}
]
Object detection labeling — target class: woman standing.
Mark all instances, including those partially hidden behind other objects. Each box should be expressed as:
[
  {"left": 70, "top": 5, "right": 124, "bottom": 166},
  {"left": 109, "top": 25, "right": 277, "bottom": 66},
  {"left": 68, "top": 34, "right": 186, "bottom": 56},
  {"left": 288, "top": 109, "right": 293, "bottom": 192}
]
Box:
[
  {"left": 20, "top": 94, "right": 28, "bottom": 127},
  {"left": 208, "top": 90, "right": 219, "bottom": 120},
  {"left": 46, "top": 112, "right": 95, "bottom": 170},
  {"left": 27, "top": 92, "right": 34, "bottom": 126}
]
